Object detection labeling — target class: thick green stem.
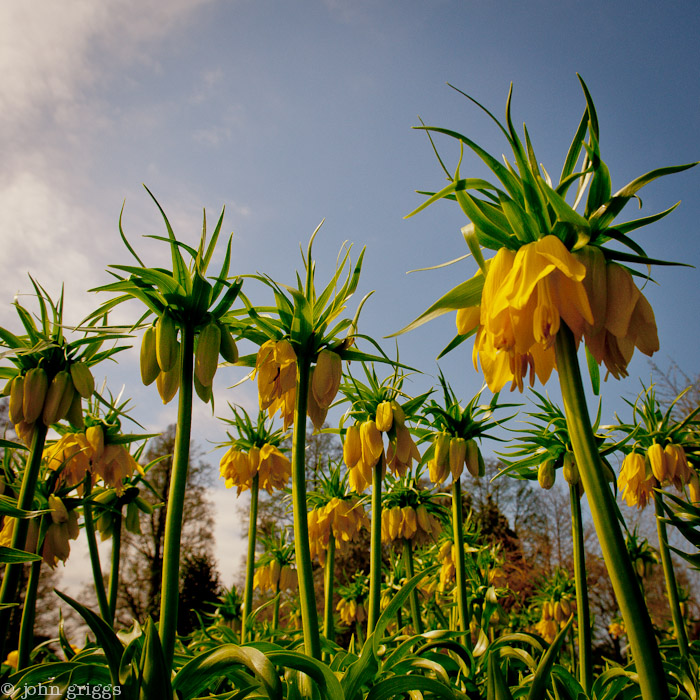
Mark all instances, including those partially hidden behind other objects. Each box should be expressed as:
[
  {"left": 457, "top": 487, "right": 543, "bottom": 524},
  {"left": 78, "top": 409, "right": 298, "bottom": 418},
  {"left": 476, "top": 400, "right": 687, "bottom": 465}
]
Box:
[
  {"left": 0, "top": 421, "right": 48, "bottom": 661},
  {"left": 555, "top": 326, "right": 668, "bottom": 700},
  {"left": 654, "top": 492, "right": 689, "bottom": 658},
  {"left": 242, "top": 474, "right": 259, "bottom": 644},
  {"left": 83, "top": 479, "right": 111, "bottom": 621},
  {"left": 291, "top": 355, "right": 321, "bottom": 659},
  {"left": 403, "top": 538, "right": 423, "bottom": 634},
  {"left": 569, "top": 482, "right": 592, "bottom": 694},
  {"left": 367, "top": 455, "right": 383, "bottom": 634},
  {"left": 107, "top": 511, "right": 122, "bottom": 626},
  {"left": 158, "top": 324, "right": 194, "bottom": 670},
  {"left": 451, "top": 478, "right": 469, "bottom": 634},
  {"left": 17, "top": 530, "right": 43, "bottom": 670},
  {"left": 324, "top": 535, "right": 336, "bottom": 643}
]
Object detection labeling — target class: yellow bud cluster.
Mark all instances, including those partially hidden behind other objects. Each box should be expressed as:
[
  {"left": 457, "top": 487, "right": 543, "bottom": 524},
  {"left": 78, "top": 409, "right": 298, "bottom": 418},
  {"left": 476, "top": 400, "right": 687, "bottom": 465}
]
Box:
[
  {"left": 429, "top": 433, "right": 483, "bottom": 486},
  {"left": 253, "top": 560, "right": 297, "bottom": 592},
  {"left": 608, "top": 620, "right": 625, "bottom": 640},
  {"left": 536, "top": 596, "right": 575, "bottom": 642},
  {"left": 254, "top": 340, "right": 297, "bottom": 429},
  {"left": 647, "top": 442, "right": 693, "bottom": 489},
  {"left": 344, "top": 408, "right": 420, "bottom": 492},
  {"left": 6, "top": 363, "right": 93, "bottom": 446},
  {"left": 308, "top": 497, "right": 369, "bottom": 564},
  {"left": 381, "top": 504, "right": 440, "bottom": 545},
  {"left": 219, "top": 443, "right": 291, "bottom": 495}
]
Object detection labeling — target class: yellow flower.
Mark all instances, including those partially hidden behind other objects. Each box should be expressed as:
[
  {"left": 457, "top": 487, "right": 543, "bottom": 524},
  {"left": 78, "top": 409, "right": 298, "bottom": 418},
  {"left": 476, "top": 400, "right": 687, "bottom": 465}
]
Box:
[
  {"left": 220, "top": 443, "right": 290, "bottom": 495},
  {"left": 609, "top": 620, "right": 626, "bottom": 640},
  {"left": 3, "top": 650, "right": 18, "bottom": 669},
  {"left": 255, "top": 340, "right": 297, "bottom": 427},
  {"left": 618, "top": 451, "right": 656, "bottom": 508},
  {"left": 580, "top": 256, "right": 659, "bottom": 379},
  {"left": 360, "top": 420, "right": 384, "bottom": 465},
  {"left": 312, "top": 350, "right": 342, "bottom": 410},
  {"left": 474, "top": 237, "right": 592, "bottom": 392},
  {"left": 44, "top": 433, "right": 91, "bottom": 488},
  {"left": 343, "top": 423, "right": 362, "bottom": 468},
  {"left": 93, "top": 444, "right": 137, "bottom": 495},
  {"left": 337, "top": 598, "right": 357, "bottom": 626},
  {"left": 386, "top": 424, "right": 420, "bottom": 477},
  {"left": 43, "top": 495, "right": 80, "bottom": 568},
  {"left": 456, "top": 305, "right": 481, "bottom": 335},
  {"left": 375, "top": 401, "right": 393, "bottom": 432}
]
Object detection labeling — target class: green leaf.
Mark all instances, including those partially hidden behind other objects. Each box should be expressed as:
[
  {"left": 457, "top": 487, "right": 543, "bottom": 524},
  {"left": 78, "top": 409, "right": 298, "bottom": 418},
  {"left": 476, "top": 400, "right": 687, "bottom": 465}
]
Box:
[
  {"left": 589, "top": 161, "right": 698, "bottom": 232},
  {"left": 389, "top": 274, "right": 483, "bottom": 337},
  {"left": 267, "top": 650, "right": 344, "bottom": 700},
  {"left": 0, "top": 546, "right": 42, "bottom": 563},
  {"left": 487, "top": 651, "right": 514, "bottom": 700},
  {"left": 173, "top": 644, "right": 283, "bottom": 700},
  {"left": 139, "top": 617, "right": 173, "bottom": 700},
  {"left": 54, "top": 589, "right": 124, "bottom": 685},
  {"left": 366, "top": 674, "right": 460, "bottom": 700}
]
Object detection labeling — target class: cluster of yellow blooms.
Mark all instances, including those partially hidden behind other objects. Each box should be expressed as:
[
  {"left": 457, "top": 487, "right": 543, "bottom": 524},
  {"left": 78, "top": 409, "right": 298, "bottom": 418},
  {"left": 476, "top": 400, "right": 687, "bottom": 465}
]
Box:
[
  {"left": 307, "top": 497, "right": 369, "bottom": 565},
  {"left": 343, "top": 403, "right": 420, "bottom": 493},
  {"left": 253, "top": 559, "right": 297, "bottom": 592},
  {"left": 255, "top": 341, "right": 342, "bottom": 431},
  {"left": 219, "top": 443, "right": 291, "bottom": 495},
  {"left": 337, "top": 597, "right": 367, "bottom": 626},
  {"left": 457, "top": 237, "right": 659, "bottom": 392},
  {"left": 380, "top": 504, "right": 441, "bottom": 546},
  {"left": 617, "top": 441, "right": 696, "bottom": 509},
  {"left": 535, "top": 597, "right": 576, "bottom": 643},
  {"left": 428, "top": 432, "right": 483, "bottom": 485},
  {"left": 43, "top": 425, "right": 137, "bottom": 495}
]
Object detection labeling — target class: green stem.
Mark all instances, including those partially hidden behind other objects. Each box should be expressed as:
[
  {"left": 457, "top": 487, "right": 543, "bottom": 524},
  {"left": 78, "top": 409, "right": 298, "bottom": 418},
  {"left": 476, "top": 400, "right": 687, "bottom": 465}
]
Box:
[
  {"left": 451, "top": 478, "right": 468, "bottom": 635},
  {"left": 569, "top": 482, "right": 592, "bottom": 694},
  {"left": 0, "top": 421, "right": 48, "bottom": 662},
  {"left": 324, "top": 535, "right": 336, "bottom": 643},
  {"left": 83, "top": 479, "right": 111, "bottom": 621},
  {"left": 242, "top": 473, "right": 259, "bottom": 644},
  {"left": 17, "top": 523, "right": 43, "bottom": 670},
  {"left": 291, "top": 355, "right": 321, "bottom": 659},
  {"left": 108, "top": 511, "right": 122, "bottom": 625},
  {"left": 654, "top": 491, "right": 689, "bottom": 658},
  {"left": 555, "top": 326, "right": 668, "bottom": 700},
  {"left": 367, "top": 454, "right": 383, "bottom": 635},
  {"left": 403, "top": 538, "right": 423, "bottom": 634},
  {"left": 272, "top": 583, "right": 280, "bottom": 632},
  {"left": 158, "top": 323, "right": 194, "bottom": 670}
]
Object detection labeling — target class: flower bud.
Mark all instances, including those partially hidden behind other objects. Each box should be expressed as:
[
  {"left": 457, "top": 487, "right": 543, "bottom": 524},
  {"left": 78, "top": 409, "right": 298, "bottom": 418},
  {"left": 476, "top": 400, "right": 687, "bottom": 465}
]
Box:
[{"left": 538, "top": 458, "right": 556, "bottom": 489}]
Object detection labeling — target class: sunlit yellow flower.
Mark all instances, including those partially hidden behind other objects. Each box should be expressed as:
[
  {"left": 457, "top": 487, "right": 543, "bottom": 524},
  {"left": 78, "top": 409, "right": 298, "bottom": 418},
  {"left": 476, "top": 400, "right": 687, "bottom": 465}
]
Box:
[
  {"left": 3, "top": 650, "right": 18, "bottom": 669},
  {"left": 456, "top": 305, "right": 481, "bottom": 335},
  {"left": 618, "top": 451, "right": 656, "bottom": 508},
  {"left": 254, "top": 340, "right": 297, "bottom": 428},
  {"left": 360, "top": 420, "right": 383, "bottom": 465},
  {"left": 92, "top": 443, "right": 137, "bottom": 495},
  {"left": 343, "top": 424, "right": 362, "bottom": 469},
  {"left": 535, "top": 617, "right": 559, "bottom": 643},
  {"left": 308, "top": 497, "right": 369, "bottom": 564},
  {"left": 473, "top": 237, "right": 592, "bottom": 392},
  {"left": 375, "top": 401, "right": 393, "bottom": 432},
  {"left": 386, "top": 423, "right": 420, "bottom": 477},
  {"left": 381, "top": 504, "right": 440, "bottom": 545}
]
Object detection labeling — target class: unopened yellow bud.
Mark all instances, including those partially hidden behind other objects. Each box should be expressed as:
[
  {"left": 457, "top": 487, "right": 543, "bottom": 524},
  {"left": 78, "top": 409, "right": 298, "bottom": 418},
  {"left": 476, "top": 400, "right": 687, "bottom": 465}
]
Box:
[
  {"left": 562, "top": 452, "right": 579, "bottom": 485},
  {"left": 375, "top": 401, "right": 393, "bottom": 432},
  {"left": 360, "top": 420, "right": 383, "bottom": 465},
  {"left": 538, "top": 458, "right": 556, "bottom": 490},
  {"left": 343, "top": 424, "right": 362, "bottom": 468},
  {"left": 312, "top": 350, "right": 342, "bottom": 409},
  {"left": 449, "top": 437, "right": 467, "bottom": 480}
]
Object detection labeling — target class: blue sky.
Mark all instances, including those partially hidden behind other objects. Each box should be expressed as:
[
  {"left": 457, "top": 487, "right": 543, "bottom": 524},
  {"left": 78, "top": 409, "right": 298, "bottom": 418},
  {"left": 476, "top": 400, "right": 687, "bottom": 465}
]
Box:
[{"left": 1, "top": 0, "right": 698, "bottom": 588}]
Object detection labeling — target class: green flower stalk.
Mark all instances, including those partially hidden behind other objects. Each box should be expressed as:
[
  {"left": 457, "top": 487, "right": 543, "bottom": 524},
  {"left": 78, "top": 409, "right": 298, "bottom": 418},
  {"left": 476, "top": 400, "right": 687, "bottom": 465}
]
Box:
[
  {"left": 86, "top": 188, "right": 244, "bottom": 670},
  {"left": 338, "top": 363, "right": 427, "bottom": 633},
  {"left": 218, "top": 406, "right": 290, "bottom": 642},
  {"left": 237, "top": 225, "right": 388, "bottom": 657},
  {"left": 398, "top": 78, "right": 696, "bottom": 699},
  {"left": 416, "top": 373, "right": 512, "bottom": 635}
]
